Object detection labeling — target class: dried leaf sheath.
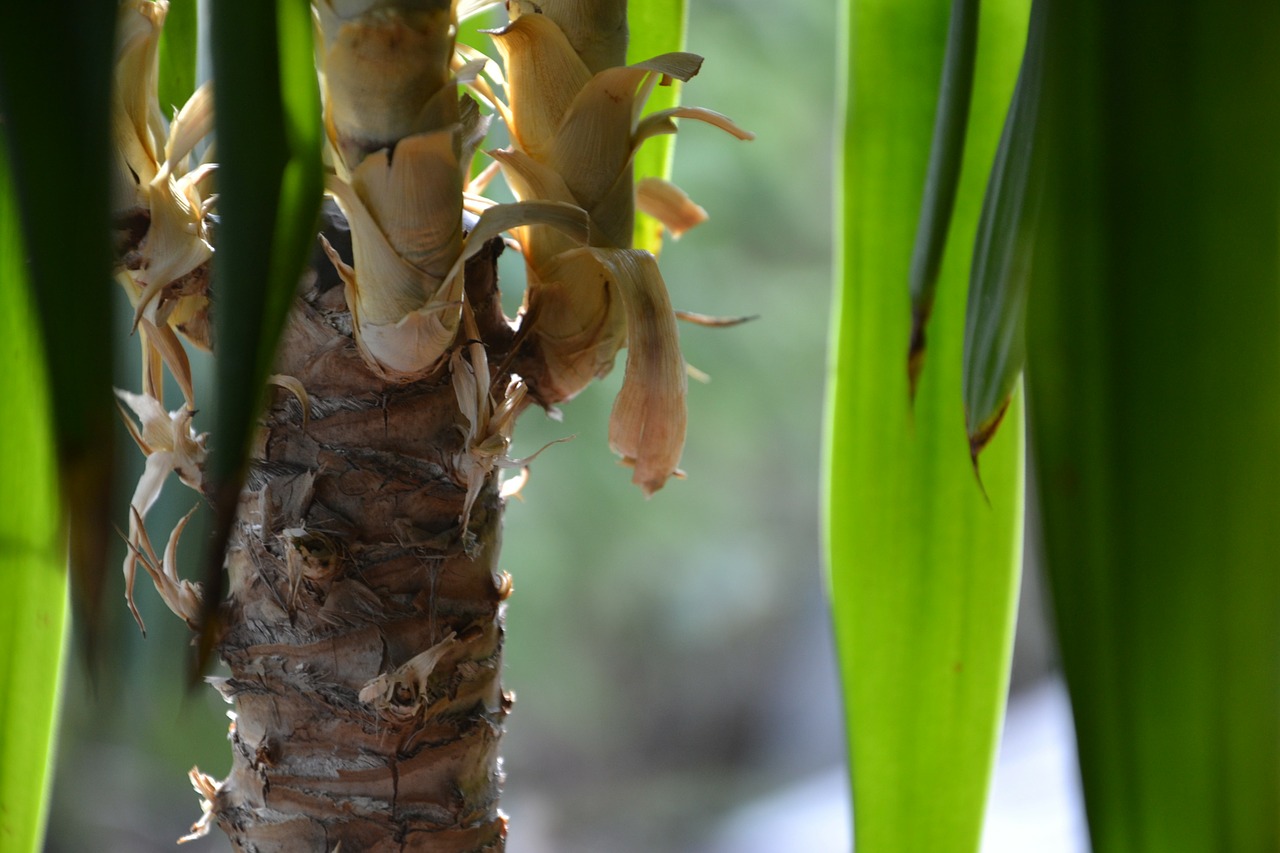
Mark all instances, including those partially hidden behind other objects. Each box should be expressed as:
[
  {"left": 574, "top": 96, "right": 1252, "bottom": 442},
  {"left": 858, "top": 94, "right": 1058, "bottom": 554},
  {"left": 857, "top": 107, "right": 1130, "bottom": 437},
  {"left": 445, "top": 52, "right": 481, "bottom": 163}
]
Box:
[
  {"left": 200, "top": 243, "right": 513, "bottom": 852},
  {"left": 491, "top": 8, "right": 751, "bottom": 493}
]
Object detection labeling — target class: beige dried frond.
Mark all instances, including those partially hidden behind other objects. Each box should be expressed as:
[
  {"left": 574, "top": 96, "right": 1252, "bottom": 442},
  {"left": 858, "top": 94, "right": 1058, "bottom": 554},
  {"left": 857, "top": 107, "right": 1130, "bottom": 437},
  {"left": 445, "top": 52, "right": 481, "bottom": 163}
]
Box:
[
  {"left": 127, "top": 506, "right": 203, "bottom": 628},
  {"left": 451, "top": 306, "right": 529, "bottom": 532},
  {"left": 314, "top": 0, "right": 458, "bottom": 174},
  {"left": 116, "top": 390, "right": 207, "bottom": 633},
  {"left": 326, "top": 147, "right": 588, "bottom": 377},
  {"left": 509, "top": 0, "right": 627, "bottom": 74},
  {"left": 490, "top": 9, "right": 751, "bottom": 492},
  {"left": 593, "top": 249, "right": 688, "bottom": 495},
  {"left": 129, "top": 82, "right": 215, "bottom": 332},
  {"left": 315, "top": 1, "right": 598, "bottom": 378},
  {"left": 359, "top": 631, "right": 458, "bottom": 718},
  {"left": 111, "top": 0, "right": 167, "bottom": 213},
  {"left": 636, "top": 177, "right": 708, "bottom": 239},
  {"left": 110, "top": 0, "right": 215, "bottom": 575},
  {"left": 178, "top": 767, "right": 221, "bottom": 843},
  {"left": 489, "top": 13, "right": 592, "bottom": 163}
]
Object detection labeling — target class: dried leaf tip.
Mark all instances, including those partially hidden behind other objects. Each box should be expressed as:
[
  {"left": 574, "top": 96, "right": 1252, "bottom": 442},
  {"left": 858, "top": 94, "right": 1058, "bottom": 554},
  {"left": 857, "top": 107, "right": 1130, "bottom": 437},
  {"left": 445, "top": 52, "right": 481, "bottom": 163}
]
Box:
[
  {"left": 603, "top": 250, "right": 688, "bottom": 496},
  {"left": 359, "top": 632, "right": 458, "bottom": 717},
  {"left": 115, "top": 390, "right": 207, "bottom": 633},
  {"left": 178, "top": 767, "right": 221, "bottom": 843}
]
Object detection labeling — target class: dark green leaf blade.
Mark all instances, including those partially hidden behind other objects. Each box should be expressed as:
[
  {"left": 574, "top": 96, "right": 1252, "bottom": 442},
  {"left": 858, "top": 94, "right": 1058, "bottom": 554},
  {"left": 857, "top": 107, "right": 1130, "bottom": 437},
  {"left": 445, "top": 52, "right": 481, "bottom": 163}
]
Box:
[
  {"left": 907, "top": 0, "right": 980, "bottom": 398},
  {"left": 0, "top": 6, "right": 118, "bottom": 644},
  {"left": 961, "top": 0, "right": 1045, "bottom": 466},
  {"left": 0, "top": 132, "right": 69, "bottom": 853},
  {"left": 1027, "top": 3, "right": 1280, "bottom": 850},
  {"left": 157, "top": 0, "right": 199, "bottom": 120},
  {"left": 200, "top": 0, "right": 323, "bottom": 665},
  {"left": 826, "top": 0, "right": 1029, "bottom": 850}
]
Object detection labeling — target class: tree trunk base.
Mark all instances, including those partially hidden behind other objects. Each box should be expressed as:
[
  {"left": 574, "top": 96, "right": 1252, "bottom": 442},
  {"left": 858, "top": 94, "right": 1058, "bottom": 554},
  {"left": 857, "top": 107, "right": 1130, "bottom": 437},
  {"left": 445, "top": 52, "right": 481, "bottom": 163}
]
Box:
[{"left": 206, "top": 230, "right": 514, "bottom": 853}]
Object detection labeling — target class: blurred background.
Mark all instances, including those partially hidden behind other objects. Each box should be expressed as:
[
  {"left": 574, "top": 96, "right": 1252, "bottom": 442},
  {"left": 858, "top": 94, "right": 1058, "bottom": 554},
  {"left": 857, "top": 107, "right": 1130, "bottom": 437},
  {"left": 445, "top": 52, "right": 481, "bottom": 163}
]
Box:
[{"left": 44, "top": 0, "right": 1085, "bottom": 850}]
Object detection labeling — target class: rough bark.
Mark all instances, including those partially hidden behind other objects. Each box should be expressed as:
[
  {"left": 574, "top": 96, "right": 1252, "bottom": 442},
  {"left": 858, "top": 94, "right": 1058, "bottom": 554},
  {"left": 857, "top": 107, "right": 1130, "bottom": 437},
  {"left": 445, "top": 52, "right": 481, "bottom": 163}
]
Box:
[{"left": 207, "top": 218, "right": 524, "bottom": 852}]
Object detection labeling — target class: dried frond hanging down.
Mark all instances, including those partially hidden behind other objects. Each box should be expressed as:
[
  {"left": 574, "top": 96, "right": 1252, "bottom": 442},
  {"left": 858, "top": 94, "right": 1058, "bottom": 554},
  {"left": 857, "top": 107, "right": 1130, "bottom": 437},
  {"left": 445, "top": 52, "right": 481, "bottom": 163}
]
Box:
[
  {"left": 115, "top": 389, "right": 207, "bottom": 632},
  {"left": 490, "top": 4, "right": 752, "bottom": 493},
  {"left": 109, "top": 0, "right": 216, "bottom": 634}
]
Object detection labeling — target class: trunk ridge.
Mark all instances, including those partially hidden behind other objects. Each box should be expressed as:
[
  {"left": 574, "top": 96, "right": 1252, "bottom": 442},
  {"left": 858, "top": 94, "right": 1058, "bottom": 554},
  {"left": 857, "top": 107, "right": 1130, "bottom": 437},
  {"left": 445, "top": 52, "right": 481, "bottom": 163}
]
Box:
[{"left": 206, "top": 232, "right": 514, "bottom": 853}]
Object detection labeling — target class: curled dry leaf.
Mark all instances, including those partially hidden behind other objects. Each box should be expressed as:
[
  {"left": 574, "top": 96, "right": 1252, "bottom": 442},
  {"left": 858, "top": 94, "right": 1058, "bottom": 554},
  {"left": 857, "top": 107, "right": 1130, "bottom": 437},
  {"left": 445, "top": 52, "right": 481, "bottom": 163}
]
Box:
[
  {"left": 597, "top": 250, "right": 688, "bottom": 495},
  {"left": 113, "top": 1, "right": 216, "bottom": 397},
  {"left": 116, "top": 389, "right": 207, "bottom": 633},
  {"left": 110, "top": 0, "right": 167, "bottom": 212},
  {"left": 178, "top": 766, "right": 221, "bottom": 843},
  {"left": 451, "top": 305, "right": 572, "bottom": 531},
  {"left": 359, "top": 631, "right": 458, "bottom": 718},
  {"left": 490, "top": 8, "right": 751, "bottom": 493},
  {"left": 451, "top": 334, "right": 523, "bottom": 532},
  {"left": 127, "top": 82, "right": 215, "bottom": 334},
  {"left": 637, "top": 177, "right": 708, "bottom": 239},
  {"left": 126, "top": 505, "right": 203, "bottom": 628}
]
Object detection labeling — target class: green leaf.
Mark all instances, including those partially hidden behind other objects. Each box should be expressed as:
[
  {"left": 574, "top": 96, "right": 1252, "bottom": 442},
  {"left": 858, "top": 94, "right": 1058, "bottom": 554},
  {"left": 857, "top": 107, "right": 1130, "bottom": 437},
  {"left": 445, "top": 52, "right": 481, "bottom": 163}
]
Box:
[
  {"left": 0, "top": 5, "right": 117, "bottom": 640},
  {"left": 907, "top": 0, "right": 980, "bottom": 397},
  {"left": 0, "top": 132, "right": 68, "bottom": 853},
  {"left": 157, "top": 0, "right": 199, "bottom": 120},
  {"left": 961, "top": 0, "right": 1045, "bottom": 464},
  {"left": 1026, "top": 3, "right": 1280, "bottom": 850},
  {"left": 200, "top": 0, "right": 323, "bottom": 661},
  {"left": 825, "top": 0, "right": 1029, "bottom": 850},
  {"left": 627, "top": 0, "right": 686, "bottom": 253}
]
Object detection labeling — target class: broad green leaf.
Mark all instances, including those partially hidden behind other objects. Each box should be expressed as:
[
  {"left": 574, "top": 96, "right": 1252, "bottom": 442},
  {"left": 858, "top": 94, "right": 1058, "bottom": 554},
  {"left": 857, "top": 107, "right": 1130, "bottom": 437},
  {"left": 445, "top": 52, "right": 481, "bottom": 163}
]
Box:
[
  {"left": 961, "top": 0, "right": 1045, "bottom": 463},
  {"left": 0, "top": 5, "right": 117, "bottom": 641},
  {"left": 627, "top": 0, "right": 686, "bottom": 253},
  {"left": 825, "top": 0, "right": 1028, "bottom": 850},
  {"left": 1026, "top": 3, "right": 1280, "bottom": 850},
  {"left": 157, "top": 0, "right": 198, "bottom": 120},
  {"left": 0, "top": 133, "right": 68, "bottom": 853},
  {"left": 907, "top": 0, "right": 979, "bottom": 398},
  {"left": 200, "top": 0, "right": 323, "bottom": 661}
]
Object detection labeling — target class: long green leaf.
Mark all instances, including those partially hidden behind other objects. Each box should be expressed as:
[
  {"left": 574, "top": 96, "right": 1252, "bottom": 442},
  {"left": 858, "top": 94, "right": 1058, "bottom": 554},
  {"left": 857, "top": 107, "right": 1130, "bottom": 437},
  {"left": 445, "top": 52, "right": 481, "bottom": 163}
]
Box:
[
  {"left": 627, "top": 0, "right": 686, "bottom": 253},
  {"left": 907, "top": 0, "right": 980, "bottom": 397},
  {"left": 0, "top": 5, "right": 117, "bottom": 644},
  {"left": 1027, "top": 3, "right": 1280, "bottom": 849},
  {"left": 961, "top": 0, "right": 1045, "bottom": 463},
  {"left": 0, "top": 133, "right": 68, "bottom": 853},
  {"left": 825, "top": 0, "right": 1028, "bottom": 850},
  {"left": 200, "top": 0, "right": 323, "bottom": 663},
  {"left": 157, "top": 0, "right": 198, "bottom": 119}
]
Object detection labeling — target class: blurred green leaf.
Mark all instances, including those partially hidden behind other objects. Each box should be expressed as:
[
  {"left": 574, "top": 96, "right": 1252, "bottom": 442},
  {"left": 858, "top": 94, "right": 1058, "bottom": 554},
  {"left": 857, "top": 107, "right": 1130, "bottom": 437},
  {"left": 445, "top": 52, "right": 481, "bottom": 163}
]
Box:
[
  {"left": 200, "top": 0, "right": 323, "bottom": 661},
  {"left": 826, "top": 0, "right": 1029, "bottom": 849},
  {"left": 157, "top": 0, "right": 198, "bottom": 120},
  {"left": 961, "top": 0, "right": 1045, "bottom": 463},
  {"left": 1027, "top": 3, "right": 1280, "bottom": 850},
  {"left": 0, "top": 4, "right": 117, "bottom": 643},
  {"left": 907, "top": 0, "right": 979, "bottom": 397},
  {"left": 0, "top": 133, "right": 68, "bottom": 853},
  {"left": 627, "top": 0, "right": 686, "bottom": 253}
]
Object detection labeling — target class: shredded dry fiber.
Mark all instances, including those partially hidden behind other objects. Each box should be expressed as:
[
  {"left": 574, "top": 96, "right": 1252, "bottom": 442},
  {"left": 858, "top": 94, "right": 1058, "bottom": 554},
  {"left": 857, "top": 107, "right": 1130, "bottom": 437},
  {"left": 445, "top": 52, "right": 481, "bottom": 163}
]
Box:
[{"left": 206, "top": 221, "right": 516, "bottom": 852}]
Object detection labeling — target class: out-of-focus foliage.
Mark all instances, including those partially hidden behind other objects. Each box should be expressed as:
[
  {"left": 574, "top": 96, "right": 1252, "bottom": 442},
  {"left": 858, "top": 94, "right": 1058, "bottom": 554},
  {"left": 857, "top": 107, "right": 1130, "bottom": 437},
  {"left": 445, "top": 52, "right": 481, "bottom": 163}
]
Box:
[
  {"left": 0, "top": 130, "right": 69, "bottom": 853},
  {"left": 1028, "top": 3, "right": 1280, "bottom": 850}
]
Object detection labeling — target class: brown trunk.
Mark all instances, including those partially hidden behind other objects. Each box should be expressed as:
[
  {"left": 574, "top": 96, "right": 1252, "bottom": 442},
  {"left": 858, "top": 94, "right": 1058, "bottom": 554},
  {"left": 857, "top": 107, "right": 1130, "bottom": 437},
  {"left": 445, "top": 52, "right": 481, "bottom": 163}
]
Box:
[{"left": 207, "top": 227, "right": 524, "bottom": 852}]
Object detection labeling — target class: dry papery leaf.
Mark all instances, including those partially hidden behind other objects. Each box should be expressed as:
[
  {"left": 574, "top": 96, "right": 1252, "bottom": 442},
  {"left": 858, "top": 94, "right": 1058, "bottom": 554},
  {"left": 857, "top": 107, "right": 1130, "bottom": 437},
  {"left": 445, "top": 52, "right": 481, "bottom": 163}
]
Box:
[
  {"left": 115, "top": 389, "right": 207, "bottom": 633},
  {"left": 490, "top": 8, "right": 751, "bottom": 493}
]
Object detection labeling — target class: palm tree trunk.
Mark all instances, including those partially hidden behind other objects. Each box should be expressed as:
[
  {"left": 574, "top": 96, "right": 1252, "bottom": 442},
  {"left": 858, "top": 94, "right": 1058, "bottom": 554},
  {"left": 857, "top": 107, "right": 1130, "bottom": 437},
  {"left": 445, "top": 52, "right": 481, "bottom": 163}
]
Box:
[{"left": 208, "top": 222, "right": 515, "bottom": 852}]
